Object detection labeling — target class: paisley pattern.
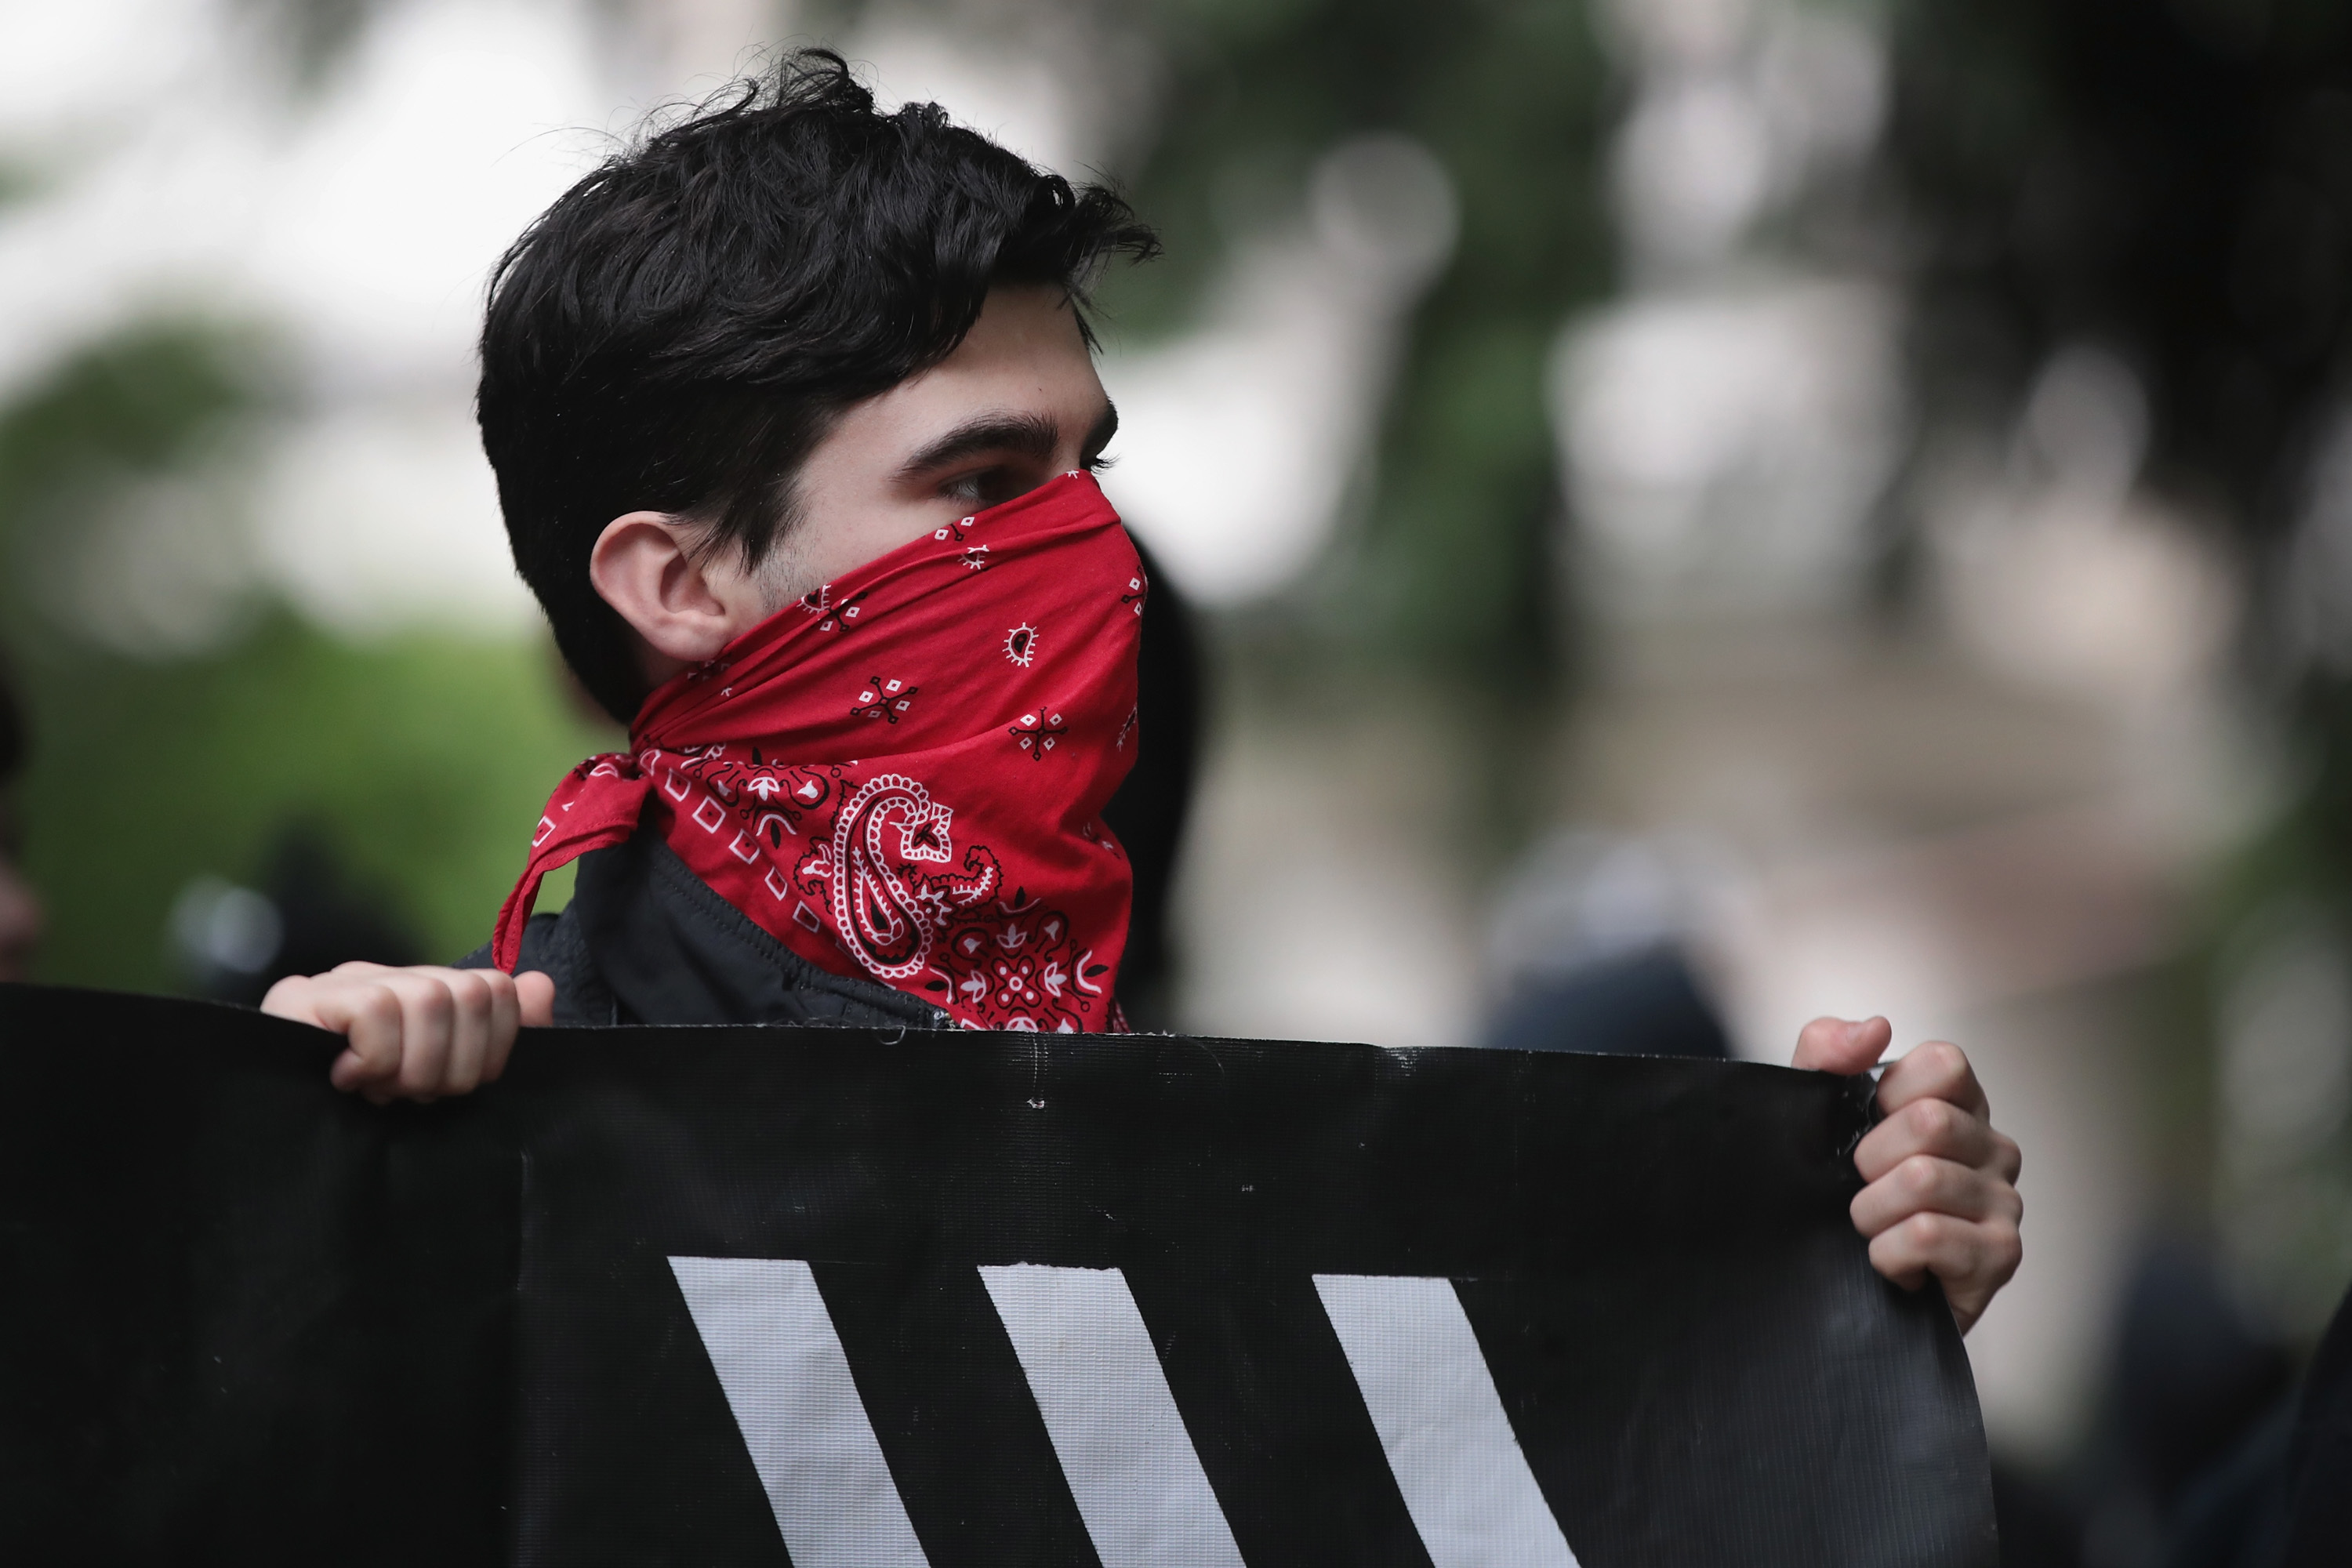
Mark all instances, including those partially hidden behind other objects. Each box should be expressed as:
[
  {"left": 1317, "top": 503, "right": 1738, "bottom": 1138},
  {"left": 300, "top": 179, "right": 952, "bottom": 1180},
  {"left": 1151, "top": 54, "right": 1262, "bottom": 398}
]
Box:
[{"left": 798, "top": 774, "right": 999, "bottom": 982}]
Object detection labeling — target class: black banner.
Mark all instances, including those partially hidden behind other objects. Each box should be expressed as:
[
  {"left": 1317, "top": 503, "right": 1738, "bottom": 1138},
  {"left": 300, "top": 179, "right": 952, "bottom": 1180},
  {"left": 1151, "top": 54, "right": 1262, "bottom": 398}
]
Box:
[{"left": 0, "top": 983, "right": 1994, "bottom": 1566}]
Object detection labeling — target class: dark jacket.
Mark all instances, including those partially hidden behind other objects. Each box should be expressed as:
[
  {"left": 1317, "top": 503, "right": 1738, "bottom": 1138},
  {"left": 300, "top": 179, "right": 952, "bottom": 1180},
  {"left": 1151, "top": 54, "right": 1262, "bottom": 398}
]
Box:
[{"left": 458, "top": 823, "right": 950, "bottom": 1031}]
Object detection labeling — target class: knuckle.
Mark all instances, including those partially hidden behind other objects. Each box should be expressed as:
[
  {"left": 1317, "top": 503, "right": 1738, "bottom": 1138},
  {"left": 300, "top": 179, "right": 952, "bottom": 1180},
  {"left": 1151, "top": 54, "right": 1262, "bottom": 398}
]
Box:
[
  {"left": 413, "top": 982, "right": 455, "bottom": 1024},
  {"left": 1906, "top": 1096, "right": 1958, "bottom": 1142},
  {"left": 1897, "top": 1153, "right": 1944, "bottom": 1199},
  {"left": 1918, "top": 1040, "right": 1966, "bottom": 1079},
  {"left": 1904, "top": 1210, "right": 1951, "bottom": 1249},
  {"left": 1978, "top": 1225, "right": 2024, "bottom": 1286}
]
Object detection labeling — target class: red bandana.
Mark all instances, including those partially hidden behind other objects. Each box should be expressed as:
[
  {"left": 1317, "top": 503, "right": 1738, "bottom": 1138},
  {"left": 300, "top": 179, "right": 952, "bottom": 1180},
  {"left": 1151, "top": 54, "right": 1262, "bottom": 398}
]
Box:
[{"left": 494, "top": 471, "right": 1142, "bottom": 1033}]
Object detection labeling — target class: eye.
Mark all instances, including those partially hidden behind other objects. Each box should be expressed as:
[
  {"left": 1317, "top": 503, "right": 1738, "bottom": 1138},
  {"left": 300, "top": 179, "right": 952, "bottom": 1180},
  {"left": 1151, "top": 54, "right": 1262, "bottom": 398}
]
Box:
[
  {"left": 940, "top": 464, "right": 1045, "bottom": 507},
  {"left": 940, "top": 468, "right": 997, "bottom": 504}
]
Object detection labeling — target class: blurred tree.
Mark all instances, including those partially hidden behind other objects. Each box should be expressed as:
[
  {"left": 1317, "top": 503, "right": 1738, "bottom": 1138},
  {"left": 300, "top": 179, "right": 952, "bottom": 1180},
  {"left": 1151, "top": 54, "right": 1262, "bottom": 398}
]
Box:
[
  {"left": 1887, "top": 0, "right": 2352, "bottom": 887},
  {"left": 235, "top": 0, "right": 387, "bottom": 90},
  {"left": 0, "top": 322, "right": 615, "bottom": 989},
  {"left": 1108, "top": 0, "right": 1614, "bottom": 684},
  {"left": 1892, "top": 0, "right": 2352, "bottom": 538}
]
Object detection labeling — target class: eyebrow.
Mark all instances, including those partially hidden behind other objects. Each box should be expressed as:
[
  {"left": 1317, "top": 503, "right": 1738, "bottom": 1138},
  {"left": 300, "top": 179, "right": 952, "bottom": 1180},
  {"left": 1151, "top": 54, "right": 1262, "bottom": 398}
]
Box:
[
  {"left": 894, "top": 401, "right": 1121, "bottom": 481},
  {"left": 896, "top": 412, "right": 1058, "bottom": 479}
]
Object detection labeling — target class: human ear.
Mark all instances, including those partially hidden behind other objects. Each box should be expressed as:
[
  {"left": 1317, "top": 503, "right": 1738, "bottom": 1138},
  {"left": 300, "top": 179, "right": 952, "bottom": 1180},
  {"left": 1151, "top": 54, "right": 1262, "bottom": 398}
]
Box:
[{"left": 587, "top": 512, "right": 763, "bottom": 665}]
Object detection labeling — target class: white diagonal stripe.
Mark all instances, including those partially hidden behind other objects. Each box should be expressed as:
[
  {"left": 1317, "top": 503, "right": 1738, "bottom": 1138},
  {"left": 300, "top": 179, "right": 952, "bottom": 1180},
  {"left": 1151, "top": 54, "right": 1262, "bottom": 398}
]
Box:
[
  {"left": 1314, "top": 1273, "right": 1581, "bottom": 1568},
  {"left": 978, "top": 1264, "right": 1248, "bottom": 1568},
  {"left": 669, "top": 1256, "right": 931, "bottom": 1568}
]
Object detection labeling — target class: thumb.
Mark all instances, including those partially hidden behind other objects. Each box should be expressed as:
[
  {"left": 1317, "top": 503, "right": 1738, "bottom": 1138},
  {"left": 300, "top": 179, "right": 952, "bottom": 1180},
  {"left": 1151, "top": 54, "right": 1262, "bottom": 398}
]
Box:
[
  {"left": 516, "top": 970, "right": 557, "bottom": 1029},
  {"left": 1791, "top": 1015, "right": 1893, "bottom": 1075}
]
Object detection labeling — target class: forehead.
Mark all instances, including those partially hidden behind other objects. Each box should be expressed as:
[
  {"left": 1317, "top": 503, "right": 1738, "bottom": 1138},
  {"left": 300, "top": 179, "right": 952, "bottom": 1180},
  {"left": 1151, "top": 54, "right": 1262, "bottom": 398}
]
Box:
[
  {"left": 908, "top": 285, "right": 1099, "bottom": 400},
  {"left": 822, "top": 285, "right": 1106, "bottom": 461}
]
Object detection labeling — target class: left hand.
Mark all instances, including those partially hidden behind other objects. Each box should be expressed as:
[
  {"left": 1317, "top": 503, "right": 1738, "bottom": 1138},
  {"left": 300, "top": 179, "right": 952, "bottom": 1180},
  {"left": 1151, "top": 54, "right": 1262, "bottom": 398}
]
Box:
[
  {"left": 1794, "top": 1016, "right": 2024, "bottom": 1334},
  {"left": 262, "top": 961, "right": 554, "bottom": 1105}
]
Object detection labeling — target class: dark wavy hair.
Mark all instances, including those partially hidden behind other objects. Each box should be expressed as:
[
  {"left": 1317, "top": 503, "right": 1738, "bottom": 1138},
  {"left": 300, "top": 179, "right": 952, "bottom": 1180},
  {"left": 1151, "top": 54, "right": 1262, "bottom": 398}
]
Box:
[{"left": 478, "top": 49, "right": 1158, "bottom": 724}]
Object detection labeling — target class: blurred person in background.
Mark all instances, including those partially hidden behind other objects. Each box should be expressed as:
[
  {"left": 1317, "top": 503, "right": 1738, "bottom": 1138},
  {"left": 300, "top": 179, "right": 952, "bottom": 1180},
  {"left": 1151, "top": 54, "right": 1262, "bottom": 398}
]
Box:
[
  {"left": 169, "top": 825, "right": 424, "bottom": 1007},
  {"left": 0, "top": 657, "right": 42, "bottom": 981}
]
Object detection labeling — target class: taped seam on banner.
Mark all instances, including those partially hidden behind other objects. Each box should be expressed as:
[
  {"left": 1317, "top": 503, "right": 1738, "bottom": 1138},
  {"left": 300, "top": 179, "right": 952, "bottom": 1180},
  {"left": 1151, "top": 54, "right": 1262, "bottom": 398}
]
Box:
[
  {"left": 978, "top": 1263, "right": 1250, "bottom": 1568},
  {"left": 1315, "top": 1273, "right": 1584, "bottom": 1568},
  {"left": 667, "top": 1256, "right": 932, "bottom": 1568}
]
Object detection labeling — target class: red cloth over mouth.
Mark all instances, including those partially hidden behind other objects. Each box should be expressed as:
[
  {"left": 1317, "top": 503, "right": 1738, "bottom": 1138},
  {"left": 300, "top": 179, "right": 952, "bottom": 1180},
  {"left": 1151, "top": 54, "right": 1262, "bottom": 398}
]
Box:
[{"left": 494, "top": 472, "right": 1142, "bottom": 1033}]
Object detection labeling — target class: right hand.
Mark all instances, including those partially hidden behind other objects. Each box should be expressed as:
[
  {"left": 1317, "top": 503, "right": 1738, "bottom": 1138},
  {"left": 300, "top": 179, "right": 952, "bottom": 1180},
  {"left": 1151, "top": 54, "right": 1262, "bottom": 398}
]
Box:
[
  {"left": 261, "top": 962, "right": 554, "bottom": 1104},
  {"left": 1794, "top": 1017, "right": 2024, "bottom": 1333}
]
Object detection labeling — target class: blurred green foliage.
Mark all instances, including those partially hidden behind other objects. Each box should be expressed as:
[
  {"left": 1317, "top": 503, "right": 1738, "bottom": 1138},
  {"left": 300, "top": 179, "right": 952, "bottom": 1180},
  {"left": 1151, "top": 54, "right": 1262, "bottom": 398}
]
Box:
[
  {"left": 1070, "top": 0, "right": 1614, "bottom": 681},
  {"left": 0, "top": 322, "right": 612, "bottom": 990},
  {"left": 1098, "top": 0, "right": 1615, "bottom": 866},
  {"left": 1140, "top": 1, "right": 1601, "bottom": 678},
  {"left": 16, "top": 615, "right": 609, "bottom": 989}
]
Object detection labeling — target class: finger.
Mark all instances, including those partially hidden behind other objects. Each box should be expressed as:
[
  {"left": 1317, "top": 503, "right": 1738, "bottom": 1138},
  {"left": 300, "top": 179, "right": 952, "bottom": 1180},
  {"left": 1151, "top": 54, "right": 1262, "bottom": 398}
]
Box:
[
  {"left": 387, "top": 975, "right": 456, "bottom": 1101},
  {"left": 436, "top": 969, "right": 494, "bottom": 1095},
  {"left": 1850, "top": 1153, "right": 2024, "bottom": 1238},
  {"left": 319, "top": 984, "right": 405, "bottom": 1092},
  {"left": 1877, "top": 1039, "right": 1990, "bottom": 1121},
  {"left": 1867, "top": 1211, "right": 2022, "bottom": 1333},
  {"left": 1791, "top": 1016, "right": 1893, "bottom": 1075},
  {"left": 260, "top": 975, "right": 321, "bottom": 1025},
  {"left": 481, "top": 971, "right": 521, "bottom": 1084},
  {"left": 516, "top": 970, "right": 556, "bottom": 1029},
  {"left": 485, "top": 971, "right": 551, "bottom": 1085},
  {"left": 1860, "top": 1100, "right": 2022, "bottom": 1188},
  {"left": 1854, "top": 1094, "right": 2004, "bottom": 1181}
]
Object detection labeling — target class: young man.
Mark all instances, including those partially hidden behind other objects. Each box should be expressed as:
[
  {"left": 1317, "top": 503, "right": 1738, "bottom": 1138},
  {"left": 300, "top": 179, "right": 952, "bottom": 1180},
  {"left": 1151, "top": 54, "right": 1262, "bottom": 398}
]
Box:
[{"left": 262, "top": 52, "right": 2022, "bottom": 1333}]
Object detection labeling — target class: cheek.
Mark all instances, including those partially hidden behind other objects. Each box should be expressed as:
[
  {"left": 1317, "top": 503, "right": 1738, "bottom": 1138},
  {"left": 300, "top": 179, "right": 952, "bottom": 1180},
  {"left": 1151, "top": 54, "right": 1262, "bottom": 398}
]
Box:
[
  {"left": 786, "top": 419, "right": 959, "bottom": 590},
  {"left": 790, "top": 500, "right": 950, "bottom": 590}
]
